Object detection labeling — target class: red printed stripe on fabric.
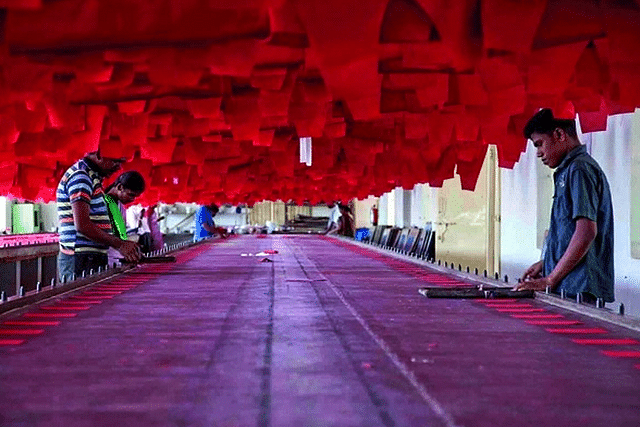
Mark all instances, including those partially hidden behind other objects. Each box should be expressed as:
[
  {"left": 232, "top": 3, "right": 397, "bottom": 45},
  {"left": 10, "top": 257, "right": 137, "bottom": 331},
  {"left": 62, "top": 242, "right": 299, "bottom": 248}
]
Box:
[
  {"left": 0, "top": 329, "right": 44, "bottom": 335},
  {"left": 573, "top": 338, "right": 639, "bottom": 345},
  {"left": 512, "top": 314, "right": 564, "bottom": 319},
  {"left": 601, "top": 350, "right": 640, "bottom": 358},
  {"left": 3, "top": 321, "right": 60, "bottom": 326},
  {"left": 0, "top": 339, "right": 25, "bottom": 345},
  {"left": 546, "top": 328, "right": 608, "bottom": 334},
  {"left": 24, "top": 313, "right": 78, "bottom": 318},
  {"left": 525, "top": 320, "right": 583, "bottom": 325}
]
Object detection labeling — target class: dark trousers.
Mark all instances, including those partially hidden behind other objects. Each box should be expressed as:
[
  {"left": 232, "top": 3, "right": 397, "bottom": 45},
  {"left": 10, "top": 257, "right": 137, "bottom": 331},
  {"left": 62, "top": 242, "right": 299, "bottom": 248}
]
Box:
[{"left": 58, "top": 252, "right": 108, "bottom": 282}]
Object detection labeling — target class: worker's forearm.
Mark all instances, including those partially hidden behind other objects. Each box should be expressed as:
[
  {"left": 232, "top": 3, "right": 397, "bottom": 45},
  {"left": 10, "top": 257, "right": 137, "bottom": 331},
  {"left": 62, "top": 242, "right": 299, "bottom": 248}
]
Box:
[
  {"left": 76, "top": 223, "right": 124, "bottom": 249},
  {"left": 547, "top": 223, "right": 596, "bottom": 287},
  {"left": 203, "top": 223, "right": 217, "bottom": 233},
  {"left": 72, "top": 201, "right": 125, "bottom": 249}
]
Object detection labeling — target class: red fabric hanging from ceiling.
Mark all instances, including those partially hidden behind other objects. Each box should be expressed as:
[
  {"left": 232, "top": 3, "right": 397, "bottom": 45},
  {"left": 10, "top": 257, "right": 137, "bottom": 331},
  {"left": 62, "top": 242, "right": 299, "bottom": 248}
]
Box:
[
  {"left": 481, "top": 0, "right": 547, "bottom": 53},
  {"left": 224, "top": 93, "right": 261, "bottom": 144},
  {"left": 2, "top": 0, "right": 640, "bottom": 202}
]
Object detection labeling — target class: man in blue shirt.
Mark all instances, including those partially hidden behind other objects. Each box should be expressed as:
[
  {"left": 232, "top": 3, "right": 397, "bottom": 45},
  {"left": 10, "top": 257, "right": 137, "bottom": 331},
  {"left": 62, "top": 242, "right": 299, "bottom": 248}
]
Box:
[
  {"left": 193, "top": 203, "right": 223, "bottom": 242},
  {"left": 517, "top": 109, "right": 614, "bottom": 303}
]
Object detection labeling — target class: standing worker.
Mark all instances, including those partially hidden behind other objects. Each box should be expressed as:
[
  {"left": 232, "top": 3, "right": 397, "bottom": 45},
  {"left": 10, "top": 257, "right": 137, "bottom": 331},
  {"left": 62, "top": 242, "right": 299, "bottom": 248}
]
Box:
[
  {"left": 193, "top": 203, "right": 225, "bottom": 242},
  {"left": 57, "top": 151, "right": 141, "bottom": 281},
  {"left": 516, "top": 109, "right": 614, "bottom": 304},
  {"left": 324, "top": 201, "right": 342, "bottom": 235}
]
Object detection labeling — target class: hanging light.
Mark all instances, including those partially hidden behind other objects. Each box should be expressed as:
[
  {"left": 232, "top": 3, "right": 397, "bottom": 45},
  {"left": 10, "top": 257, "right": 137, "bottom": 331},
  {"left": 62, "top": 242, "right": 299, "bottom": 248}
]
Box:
[{"left": 299, "top": 137, "right": 312, "bottom": 166}]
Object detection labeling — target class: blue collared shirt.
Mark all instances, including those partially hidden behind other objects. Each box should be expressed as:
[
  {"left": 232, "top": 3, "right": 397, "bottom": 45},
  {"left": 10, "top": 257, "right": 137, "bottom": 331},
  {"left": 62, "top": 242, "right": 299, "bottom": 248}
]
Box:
[
  {"left": 543, "top": 145, "right": 615, "bottom": 302},
  {"left": 193, "top": 206, "right": 216, "bottom": 242}
]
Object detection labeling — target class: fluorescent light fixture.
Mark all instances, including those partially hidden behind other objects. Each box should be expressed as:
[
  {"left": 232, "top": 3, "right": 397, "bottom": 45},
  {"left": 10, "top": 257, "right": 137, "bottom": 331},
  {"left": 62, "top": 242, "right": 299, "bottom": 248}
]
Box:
[{"left": 300, "top": 137, "right": 312, "bottom": 166}]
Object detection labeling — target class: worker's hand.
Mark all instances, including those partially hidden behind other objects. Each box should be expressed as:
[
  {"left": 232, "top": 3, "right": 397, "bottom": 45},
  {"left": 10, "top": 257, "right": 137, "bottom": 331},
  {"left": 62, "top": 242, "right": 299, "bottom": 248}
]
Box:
[
  {"left": 520, "top": 260, "right": 543, "bottom": 283},
  {"left": 514, "top": 276, "right": 555, "bottom": 292},
  {"left": 117, "top": 240, "right": 142, "bottom": 263}
]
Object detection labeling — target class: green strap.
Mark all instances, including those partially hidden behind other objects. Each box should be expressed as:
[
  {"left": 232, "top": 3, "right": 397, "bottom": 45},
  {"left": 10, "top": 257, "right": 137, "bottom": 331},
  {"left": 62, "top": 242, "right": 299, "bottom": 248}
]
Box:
[{"left": 104, "top": 194, "right": 127, "bottom": 241}]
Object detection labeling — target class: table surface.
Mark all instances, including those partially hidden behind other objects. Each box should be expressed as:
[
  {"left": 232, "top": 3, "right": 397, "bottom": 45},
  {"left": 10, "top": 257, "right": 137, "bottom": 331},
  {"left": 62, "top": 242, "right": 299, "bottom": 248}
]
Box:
[{"left": 1, "top": 235, "right": 639, "bottom": 427}]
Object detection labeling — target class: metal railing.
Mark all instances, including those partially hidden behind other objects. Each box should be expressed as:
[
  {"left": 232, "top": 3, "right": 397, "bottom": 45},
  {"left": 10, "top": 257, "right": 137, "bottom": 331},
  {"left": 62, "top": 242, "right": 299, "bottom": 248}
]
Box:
[
  {"left": 1, "top": 240, "right": 59, "bottom": 301},
  {"left": 0, "top": 237, "right": 199, "bottom": 316}
]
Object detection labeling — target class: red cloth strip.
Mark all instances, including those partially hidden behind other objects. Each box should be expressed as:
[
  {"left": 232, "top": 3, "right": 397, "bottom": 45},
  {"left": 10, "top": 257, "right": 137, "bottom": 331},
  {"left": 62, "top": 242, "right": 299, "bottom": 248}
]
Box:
[
  {"left": 72, "top": 295, "right": 113, "bottom": 299},
  {"left": 24, "top": 313, "right": 77, "bottom": 318},
  {"left": 525, "top": 320, "right": 583, "bottom": 325},
  {"left": 40, "top": 306, "right": 92, "bottom": 311},
  {"left": 546, "top": 328, "right": 608, "bottom": 334},
  {"left": 572, "top": 338, "right": 639, "bottom": 345},
  {"left": 0, "top": 339, "right": 25, "bottom": 345},
  {"left": 60, "top": 300, "right": 103, "bottom": 305},
  {"left": 484, "top": 304, "right": 533, "bottom": 308},
  {"left": 0, "top": 329, "right": 44, "bottom": 335},
  {"left": 601, "top": 350, "right": 640, "bottom": 358},
  {"left": 512, "top": 314, "right": 564, "bottom": 319},
  {"left": 2, "top": 321, "right": 60, "bottom": 326},
  {"left": 80, "top": 291, "right": 123, "bottom": 294}
]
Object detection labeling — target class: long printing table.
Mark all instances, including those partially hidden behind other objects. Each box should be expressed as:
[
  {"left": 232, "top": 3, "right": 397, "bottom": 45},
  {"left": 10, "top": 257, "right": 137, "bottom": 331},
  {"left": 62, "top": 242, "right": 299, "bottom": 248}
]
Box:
[{"left": 1, "top": 235, "right": 639, "bottom": 427}]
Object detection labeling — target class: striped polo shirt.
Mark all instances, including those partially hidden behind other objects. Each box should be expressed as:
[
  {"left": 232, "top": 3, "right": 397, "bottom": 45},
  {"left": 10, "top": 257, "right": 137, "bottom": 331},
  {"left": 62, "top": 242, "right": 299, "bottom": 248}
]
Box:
[{"left": 57, "top": 158, "right": 112, "bottom": 255}]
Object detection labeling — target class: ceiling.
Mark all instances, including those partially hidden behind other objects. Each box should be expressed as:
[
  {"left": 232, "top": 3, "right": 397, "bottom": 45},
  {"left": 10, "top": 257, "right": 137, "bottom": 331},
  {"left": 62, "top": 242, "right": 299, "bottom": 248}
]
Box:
[{"left": 1, "top": 0, "right": 639, "bottom": 205}]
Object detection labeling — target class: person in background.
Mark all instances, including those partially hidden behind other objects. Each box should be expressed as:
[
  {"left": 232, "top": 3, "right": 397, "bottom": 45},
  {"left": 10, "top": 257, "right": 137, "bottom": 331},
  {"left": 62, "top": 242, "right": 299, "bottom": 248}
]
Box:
[
  {"left": 103, "top": 171, "right": 146, "bottom": 266},
  {"left": 327, "top": 203, "right": 355, "bottom": 238},
  {"left": 146, "top": 204, "right": 165, "bottom": 251},
  {"left": 193, "top": 203, "right": 225, "bottom": 242},
  {"left": 324, "top": 201, "right": 342, "bottom": 235},
  {"left": 516, "top": 109, "right": 614, "bottom": 304},
  {"left": 57, "top": 151, "right": 141, "bottom": 281},
  {"left": 126, "top": 204, "right": 153, "bottom": 253},
  {"left": 337, "top": 203, "right": 355, "bottom": 238}
]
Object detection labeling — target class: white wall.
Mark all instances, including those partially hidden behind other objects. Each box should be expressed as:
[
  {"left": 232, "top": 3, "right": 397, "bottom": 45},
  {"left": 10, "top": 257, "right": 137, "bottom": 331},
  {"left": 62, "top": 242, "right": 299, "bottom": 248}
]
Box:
[
  {"left": 40, "top": 202, "right": 58, "bottom": 233},
  {"left": 311, "top": 205, "right": 332, "bottom": 219},
  {"left": 587, "top": 113, "right": 640, "bottom": 316},
  {"left": 354, "top": 196, "right": 377, "bottom": 228},
  {"left": 500, "top": 143, "right": 543, "bottom": 284},
  {"left": 409, "top": 183, "right": 435, "bottom": 227},
  {"left": 215, "top": 210, "right": 249, "bottom": 228},
  {"left": 379, "top": 193, "right": 390, "bottom": 226},
  {"left": 393, "top": 188, "right": 411, "bottom": 228},
  {"left": 0, "top": 196, "right": 10, "bottom": 233}
]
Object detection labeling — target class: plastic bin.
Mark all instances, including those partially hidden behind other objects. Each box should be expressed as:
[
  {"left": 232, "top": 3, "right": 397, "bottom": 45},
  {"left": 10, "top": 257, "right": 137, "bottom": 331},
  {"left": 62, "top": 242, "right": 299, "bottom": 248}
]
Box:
[{"left": 355, "top": 228, "right": 370, "bottom": 241}]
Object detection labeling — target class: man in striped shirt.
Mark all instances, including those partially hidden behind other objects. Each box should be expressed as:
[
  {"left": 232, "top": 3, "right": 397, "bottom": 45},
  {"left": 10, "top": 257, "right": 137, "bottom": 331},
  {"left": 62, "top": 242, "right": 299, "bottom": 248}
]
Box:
[{"left": 57, "top": 151, "right": 141, "bottom": 281}]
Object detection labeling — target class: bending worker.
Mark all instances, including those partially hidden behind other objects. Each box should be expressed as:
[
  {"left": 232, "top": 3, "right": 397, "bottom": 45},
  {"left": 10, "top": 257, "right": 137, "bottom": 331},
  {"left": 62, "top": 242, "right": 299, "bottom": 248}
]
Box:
[
  {"left": 103, "top": 171, "right": 146, "bottom": 266},
  {"left": 193, "top": 203, "right": 225, "bottom": 242},
  {"left": 57, "top": 151, "right": 142, "bottom": 281}
]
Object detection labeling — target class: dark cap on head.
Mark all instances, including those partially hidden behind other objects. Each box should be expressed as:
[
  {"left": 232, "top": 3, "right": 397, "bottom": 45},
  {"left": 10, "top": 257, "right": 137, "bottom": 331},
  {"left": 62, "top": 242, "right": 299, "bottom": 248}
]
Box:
[{"left": 523, "top": 108, "right": 577, "bottom": 140}]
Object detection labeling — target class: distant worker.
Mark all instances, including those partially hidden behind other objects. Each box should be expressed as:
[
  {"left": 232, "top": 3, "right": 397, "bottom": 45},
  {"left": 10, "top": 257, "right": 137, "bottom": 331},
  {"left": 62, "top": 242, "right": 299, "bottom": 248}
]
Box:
[
  {"left": 57, "top": 151, "right": 141, "bottom": 281},
  {"left": 146, "top": 204, "right": 165, "bottom": 252},
  {"left": 126, "top": 204, "right": 153, "bottom": 253},
  {"left": 516, "top": 109, "right": 614, "bottom": 304},
  {"left": 327, "top": 203, "right": 355, "bottom": 238},
  {"left": 193, "top": 203, "right": 225, "bottom": 242},
  {"left": 324, "top": 201, "right": 342, "bottom": 235},
  {"left": 103, "top": 171, "right": 146, "bottom": 266}
]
